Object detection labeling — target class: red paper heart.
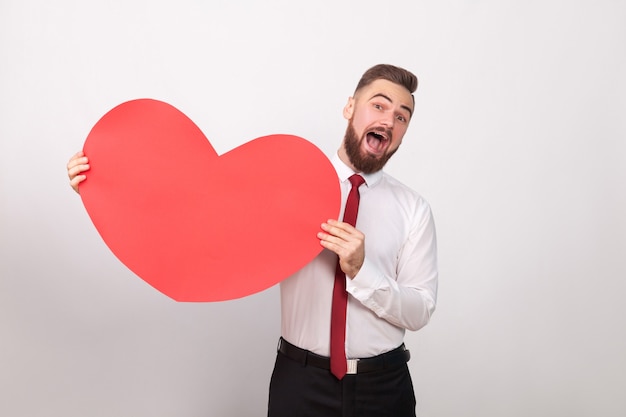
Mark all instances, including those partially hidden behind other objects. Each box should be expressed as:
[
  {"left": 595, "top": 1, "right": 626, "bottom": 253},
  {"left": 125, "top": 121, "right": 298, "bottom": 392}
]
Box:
[{"left": 80, "top": 99, "right": 340, "bottom": 302}]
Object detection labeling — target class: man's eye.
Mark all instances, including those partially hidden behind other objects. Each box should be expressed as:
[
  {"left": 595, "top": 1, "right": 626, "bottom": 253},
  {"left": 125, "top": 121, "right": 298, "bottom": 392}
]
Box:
[
  {"left": 373, "top": 104, "right": 383, "bottom": 110},
  {"left": 397, "top": 115, "right": 407, "bottom": 123}
]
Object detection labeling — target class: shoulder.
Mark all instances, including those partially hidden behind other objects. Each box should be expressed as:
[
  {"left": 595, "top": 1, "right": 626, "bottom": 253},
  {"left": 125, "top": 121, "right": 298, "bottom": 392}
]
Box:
[
  {"left": 377, "top": 172, "right": 434, "bottom": 223},
  {"left": 379, "top": 172, "right": 430, "bottom": 205}
]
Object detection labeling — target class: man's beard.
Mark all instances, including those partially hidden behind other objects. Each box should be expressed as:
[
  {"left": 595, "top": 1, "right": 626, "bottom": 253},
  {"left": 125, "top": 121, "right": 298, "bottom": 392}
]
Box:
[{"left": 343, "top": 122, "right": 398, "bottom": 174}]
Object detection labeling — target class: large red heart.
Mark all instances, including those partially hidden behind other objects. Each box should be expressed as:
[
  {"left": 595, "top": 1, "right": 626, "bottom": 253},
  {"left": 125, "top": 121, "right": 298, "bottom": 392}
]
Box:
[{"left": 80, "top": 99, "right": 340, "bottom": 302}]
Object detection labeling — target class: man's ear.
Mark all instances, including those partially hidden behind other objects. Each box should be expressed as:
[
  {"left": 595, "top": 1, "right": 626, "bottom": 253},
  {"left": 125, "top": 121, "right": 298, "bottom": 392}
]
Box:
[{"left": 343, "top": 97, "right": 355, "bottom": 120}]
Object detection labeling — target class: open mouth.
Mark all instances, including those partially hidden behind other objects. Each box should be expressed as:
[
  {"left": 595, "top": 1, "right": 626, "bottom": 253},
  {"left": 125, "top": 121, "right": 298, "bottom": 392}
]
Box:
[{"left": 365, "top": 129, "right": 390, "bottom": 155}]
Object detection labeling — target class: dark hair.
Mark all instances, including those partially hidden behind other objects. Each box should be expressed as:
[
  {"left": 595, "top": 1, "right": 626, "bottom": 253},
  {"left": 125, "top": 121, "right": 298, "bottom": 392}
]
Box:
[{"left": 354, "top": 64, "right": 418, "bottom": 95}]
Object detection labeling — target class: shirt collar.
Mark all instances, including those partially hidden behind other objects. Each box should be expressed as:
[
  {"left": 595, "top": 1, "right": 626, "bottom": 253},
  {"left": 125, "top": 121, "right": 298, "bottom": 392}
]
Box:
[{"left": 330, "top": 152, "right": 384, "bottom": 188}]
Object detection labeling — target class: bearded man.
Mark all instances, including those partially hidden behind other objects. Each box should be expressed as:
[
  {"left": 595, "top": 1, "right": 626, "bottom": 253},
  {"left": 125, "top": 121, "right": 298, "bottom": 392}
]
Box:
[
  {"left": 268, "top": 64, "right": 438, "bottom": 417},
  {"left": 66, "top": 64, "right": 438, "bottom": 417}
]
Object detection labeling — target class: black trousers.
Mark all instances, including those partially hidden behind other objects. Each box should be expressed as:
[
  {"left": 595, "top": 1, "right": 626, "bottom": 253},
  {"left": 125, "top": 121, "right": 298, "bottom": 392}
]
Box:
[{"left": 267, "top": 345, "right": 416, "bottom": 417}]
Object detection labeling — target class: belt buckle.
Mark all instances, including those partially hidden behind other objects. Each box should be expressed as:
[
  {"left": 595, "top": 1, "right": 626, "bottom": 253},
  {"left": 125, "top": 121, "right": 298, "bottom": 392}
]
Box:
[{"left": 346, "top": 359, "right": 359, "bottom": 374}]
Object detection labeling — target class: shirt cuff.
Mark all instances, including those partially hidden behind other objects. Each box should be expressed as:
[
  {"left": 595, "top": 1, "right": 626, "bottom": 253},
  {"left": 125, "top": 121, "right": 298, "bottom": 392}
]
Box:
[{"left": 346, "top": 257, "right": 387, "bottom": 301}]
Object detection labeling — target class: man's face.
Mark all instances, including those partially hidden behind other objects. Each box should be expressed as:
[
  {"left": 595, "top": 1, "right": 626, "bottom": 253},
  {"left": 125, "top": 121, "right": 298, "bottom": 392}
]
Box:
[{"left": 341, "top": 79, "right": 414, "bottom": 174}]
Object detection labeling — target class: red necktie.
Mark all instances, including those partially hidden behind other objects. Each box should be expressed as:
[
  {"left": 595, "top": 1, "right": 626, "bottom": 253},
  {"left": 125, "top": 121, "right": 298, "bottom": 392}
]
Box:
[{"left": 330, "top": 174, "right": 365, "bottom": 379}]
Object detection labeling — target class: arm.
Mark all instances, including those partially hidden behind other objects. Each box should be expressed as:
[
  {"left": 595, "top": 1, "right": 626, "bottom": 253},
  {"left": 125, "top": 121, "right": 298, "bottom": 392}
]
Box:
[
  {"left": 349, "top": 206, "right": 437, "bottom": 331},
  {"left": 319, "top": 207, "right": 438, "bottom": 332}
]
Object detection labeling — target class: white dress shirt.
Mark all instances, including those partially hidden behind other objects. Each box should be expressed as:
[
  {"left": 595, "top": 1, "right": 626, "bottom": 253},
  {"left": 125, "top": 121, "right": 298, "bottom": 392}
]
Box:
[{"left": 280, "top": 153, "right": 438, "bottom": 358}]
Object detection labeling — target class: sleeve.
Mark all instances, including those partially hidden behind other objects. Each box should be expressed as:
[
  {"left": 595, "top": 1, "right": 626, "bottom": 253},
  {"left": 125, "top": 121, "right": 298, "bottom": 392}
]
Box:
[{"left": 346, "top": 203, "right": 438, "bottom": 331}]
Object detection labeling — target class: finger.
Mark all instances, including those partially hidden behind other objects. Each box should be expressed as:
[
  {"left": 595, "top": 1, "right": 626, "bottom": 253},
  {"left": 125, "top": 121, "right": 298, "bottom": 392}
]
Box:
[
  {"left": 67, "top": 150, "right": 88, "bottom": 167},
  {"left": 66, "top": 156, "right": 88, "bottom": 170},
  {"left": 325, "top": 219, "right": 353, "bottom": 230},
  {"left": 317, "top": 231, "right": 346, "bottom": 248},
  {"left": 321, "top": 221, "right": 351, "bottom": 237},
  {"left": 319, "top": 238, "right": 349, "bottom": 258},
  {"left": 321, "top": 221, "right": 362, "bottom": 241},
  {"left": 67, "top": 163, "right": 90, "bottom": 179},
  {"left": 318, "top": 231, "right": 363, "bottom": 256},
  {"left": 67, "top": 151, "right": 86, "bottom": 165},
  {"left": 70, "top": 175, "right": 86, "bottom": 194}
]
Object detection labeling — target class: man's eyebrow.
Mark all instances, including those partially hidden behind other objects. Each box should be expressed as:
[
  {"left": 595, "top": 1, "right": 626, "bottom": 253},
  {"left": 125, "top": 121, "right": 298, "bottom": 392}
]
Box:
[{"left": 369, "top": 93, "right": 413, "bottom": 117}]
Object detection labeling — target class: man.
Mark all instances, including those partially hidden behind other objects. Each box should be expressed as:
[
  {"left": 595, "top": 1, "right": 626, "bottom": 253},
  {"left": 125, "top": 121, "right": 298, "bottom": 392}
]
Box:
[{"left": 67, "top": 64, "right": 438, "bottom": 416}]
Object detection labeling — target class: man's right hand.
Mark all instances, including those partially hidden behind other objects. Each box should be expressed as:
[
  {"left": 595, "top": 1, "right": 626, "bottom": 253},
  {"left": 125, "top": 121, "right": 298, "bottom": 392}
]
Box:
[{"left": 67, "top": 151, "right": 89, "bottom": 194}]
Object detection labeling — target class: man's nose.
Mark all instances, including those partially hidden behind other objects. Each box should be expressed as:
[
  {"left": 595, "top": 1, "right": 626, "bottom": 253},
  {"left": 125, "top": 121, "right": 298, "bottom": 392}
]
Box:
[{"left": 380, "top": 112, "right": 395, "bottom": 128}]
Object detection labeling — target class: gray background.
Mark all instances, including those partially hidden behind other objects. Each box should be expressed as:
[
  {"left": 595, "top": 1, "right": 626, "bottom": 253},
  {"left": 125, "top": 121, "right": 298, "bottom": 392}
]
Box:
[{"left": 1, "top": 0, "right": 625, "bottom": 416}]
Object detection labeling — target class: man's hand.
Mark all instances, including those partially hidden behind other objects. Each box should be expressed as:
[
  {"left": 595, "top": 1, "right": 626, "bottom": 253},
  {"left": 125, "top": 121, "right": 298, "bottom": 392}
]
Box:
[
  {"left": 318, "top": 219, "right": 365, "bottom": 278},
  {"left": 66, "top": 151, "right": 89, "bottom": 194}
]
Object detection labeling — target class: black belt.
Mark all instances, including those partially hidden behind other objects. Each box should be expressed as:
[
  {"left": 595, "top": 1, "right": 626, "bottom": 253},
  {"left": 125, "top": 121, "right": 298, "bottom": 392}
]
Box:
[{"left": 277, "top": 337, "right": 410, "bottom": 374}]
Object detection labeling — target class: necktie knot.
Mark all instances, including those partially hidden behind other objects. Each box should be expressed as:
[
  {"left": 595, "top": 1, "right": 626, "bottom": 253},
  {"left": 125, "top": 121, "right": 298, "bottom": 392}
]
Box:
[{"left": 349, "top": 174, "right": 365, "bottom": 189}]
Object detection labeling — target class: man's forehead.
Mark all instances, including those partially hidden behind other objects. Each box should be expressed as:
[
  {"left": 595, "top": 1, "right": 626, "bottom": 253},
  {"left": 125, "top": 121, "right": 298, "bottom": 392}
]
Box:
[{"left": 357, "top": 79, "right": 414, "bottom": 114}]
